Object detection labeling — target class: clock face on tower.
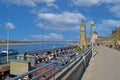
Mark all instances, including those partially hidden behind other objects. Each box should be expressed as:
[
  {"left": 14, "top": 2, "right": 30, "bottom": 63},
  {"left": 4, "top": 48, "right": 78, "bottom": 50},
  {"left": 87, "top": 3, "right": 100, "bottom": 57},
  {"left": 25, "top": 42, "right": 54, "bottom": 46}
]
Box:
[{"left": 81, "top": 27, "right": 84, "bottom": 31}]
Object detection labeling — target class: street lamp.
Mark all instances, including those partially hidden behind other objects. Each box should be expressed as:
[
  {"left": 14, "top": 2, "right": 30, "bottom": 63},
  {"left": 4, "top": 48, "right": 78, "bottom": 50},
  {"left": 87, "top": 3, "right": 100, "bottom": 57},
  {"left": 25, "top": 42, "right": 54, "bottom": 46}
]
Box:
[
  {"left": 90, "top": 21, "right": 95, "bottom": 56},
  {"left": 0, "top": 25, "right": 1, "bottom": 40},
  {"left": 5, "top": 21, "right": 15, "bottom": 63},
  {"left": 41, "top": 30, "right": 44, "bottom": 49},
  {"left": 6, "top": 26, "right": 9, "bottom": 62}
]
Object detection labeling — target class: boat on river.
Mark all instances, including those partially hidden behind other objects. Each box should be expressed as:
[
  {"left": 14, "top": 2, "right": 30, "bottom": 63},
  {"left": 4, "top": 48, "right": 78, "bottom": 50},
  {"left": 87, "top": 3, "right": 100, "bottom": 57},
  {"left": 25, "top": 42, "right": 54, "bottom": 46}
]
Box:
[{"left": 0, "top": 49, "right": 18, "bottom": 56}]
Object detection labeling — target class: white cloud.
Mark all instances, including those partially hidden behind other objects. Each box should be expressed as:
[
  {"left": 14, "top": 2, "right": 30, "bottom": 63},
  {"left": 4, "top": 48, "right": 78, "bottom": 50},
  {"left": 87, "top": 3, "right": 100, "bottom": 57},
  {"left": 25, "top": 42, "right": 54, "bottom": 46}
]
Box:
[
  {"left": 1, "top": 0, "right": 55, "bottom": 7},
  {"left": 109, "top": 5, "right": 120, "bottom": 17},
  {"left": 72, "top": 0, "right": 120, "bottom": 7},
  {"left": 2, "top": 0, "right": 36, "bottom": 7},
  {"left": 36, "top": 0, "right": 55, "bottom": 3},
  {"left": 5, "top": 22, "right": 15, "bottom": 29},
  {"left": 29, "top": 33, "right": 63, "bottom": 41},
  {"left": 95, "top": 19, "right": 120, "bottom": 36},
  {"left": 30, "top": 8, "right": 50, "bottom": 14},
  {"left": 100, "top": 0, "right": 120, "bottom": 4},
  {"left": 72, "top": 0, "right": 120, "bottom": 17},
  {"left": 38, "top": 12, "right": 85, "bottom": 24},
  {"left": 47, "top": 3, "right": 58, "bottom": 9},
  {"left": 72, "top": 0, "right": 99, "bottom": 7},
  {"left": 36, "top": 11, "right": 85, "bottom": 31}
]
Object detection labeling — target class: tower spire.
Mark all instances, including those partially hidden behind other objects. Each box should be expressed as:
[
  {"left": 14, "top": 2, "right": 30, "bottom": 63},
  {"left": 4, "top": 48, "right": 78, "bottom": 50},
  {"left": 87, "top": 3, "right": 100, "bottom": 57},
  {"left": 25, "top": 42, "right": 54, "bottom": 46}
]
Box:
[{"left": 82, "top": 18, "right": 84, "bottom": 22}]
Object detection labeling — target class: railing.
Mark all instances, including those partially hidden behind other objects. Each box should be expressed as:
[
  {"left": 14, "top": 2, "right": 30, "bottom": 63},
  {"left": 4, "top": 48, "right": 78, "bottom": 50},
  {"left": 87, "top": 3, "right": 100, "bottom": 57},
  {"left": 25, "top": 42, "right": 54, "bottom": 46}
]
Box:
[
  {"left": 8, "top": 46, "right": 92, "bottom": 80},
  {"left": 54, "top": 47, "right": 92, "bottom": 80},
  {"left": 10, "top": 62, "right": 55, "bottom": 80}
]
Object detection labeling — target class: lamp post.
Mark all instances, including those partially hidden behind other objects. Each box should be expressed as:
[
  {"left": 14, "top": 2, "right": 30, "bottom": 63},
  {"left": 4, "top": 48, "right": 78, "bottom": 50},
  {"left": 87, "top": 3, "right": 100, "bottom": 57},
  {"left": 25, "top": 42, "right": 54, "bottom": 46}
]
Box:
[
  {"left": 90, "top": 21, "right": 95, "bottom": 56},
  {"left": 0, "top": 25, "right": 1, "bottom": 41},
  {"left": 6, "top": 27, "right": 9, "bottom": 62},
  {"left": 41, "top": 30, "right": 44, "bottom": 49},
  {"left": 5, "top": 21, "right": 15, "bottom": 63},
  {"left": 0, "top": 25, "right": 1, "bottom": 64}
]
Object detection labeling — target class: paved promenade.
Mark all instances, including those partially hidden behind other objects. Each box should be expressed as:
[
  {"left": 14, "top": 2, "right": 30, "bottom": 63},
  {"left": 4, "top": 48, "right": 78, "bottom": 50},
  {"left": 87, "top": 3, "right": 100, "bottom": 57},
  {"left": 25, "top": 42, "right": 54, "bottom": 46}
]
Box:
[{"left": 82, "top": 46, "right": 120, "bottom": 80}]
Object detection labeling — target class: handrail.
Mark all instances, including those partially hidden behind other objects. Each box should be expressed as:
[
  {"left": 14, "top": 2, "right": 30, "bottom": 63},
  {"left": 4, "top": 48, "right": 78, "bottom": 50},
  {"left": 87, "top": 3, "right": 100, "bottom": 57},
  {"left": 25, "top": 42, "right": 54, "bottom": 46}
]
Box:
[
  {"left": 45, "top": 54, "right": 83, "bottom": 80},
  {"left": 12, "top": 62, "right": 54, "bottom": 80},
  {"left": 32, "top": 65, "right": 58, "bottom": 80},
  {"left": 45, "top": 47, "right": 92, "bottom": 80},
  {"left": 84, "top": 47, "right": 91, "bottom": 56},
  {"left": 11, "top": 59, "right": 71, "bottom": 80},
  {"left": 45, "top": 59, "right": 73, "bottom": 80},
  {"left": 56, "top": 56, "right": 83, "bottom": 80}
]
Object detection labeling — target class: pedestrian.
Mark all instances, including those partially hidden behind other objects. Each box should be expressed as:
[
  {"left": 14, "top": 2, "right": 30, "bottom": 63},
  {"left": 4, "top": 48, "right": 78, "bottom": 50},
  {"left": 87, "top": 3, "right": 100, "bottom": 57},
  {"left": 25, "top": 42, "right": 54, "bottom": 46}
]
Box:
[
  {"left": 5, "top": 74, "right": 9, "bottom": 80},
  {"left": 24, "top": 52, "right": 27, "bottom": 61}
]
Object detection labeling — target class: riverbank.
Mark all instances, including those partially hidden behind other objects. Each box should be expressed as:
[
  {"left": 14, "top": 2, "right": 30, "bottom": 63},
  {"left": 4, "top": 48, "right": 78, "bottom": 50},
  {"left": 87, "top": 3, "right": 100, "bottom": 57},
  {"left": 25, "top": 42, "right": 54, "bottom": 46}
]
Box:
[
  {"left": 0, "top": 42, "right": 73, "bottom": 46},
  {"left": 0, "top": 42, "right": 42, "bottom": 46}
]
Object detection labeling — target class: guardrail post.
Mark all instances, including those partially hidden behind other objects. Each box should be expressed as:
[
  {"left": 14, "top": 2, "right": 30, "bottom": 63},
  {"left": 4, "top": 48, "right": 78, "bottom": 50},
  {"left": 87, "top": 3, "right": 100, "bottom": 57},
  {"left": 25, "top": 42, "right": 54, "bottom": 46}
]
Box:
[
  {"left": 83, "top": 56, "right": 86, "bottom": 70},
  {"left": 0, "top": 65, "right": 2, "bottom": 69},
  {"left": 53, "top": 75, "right": 55, "bottom": 80}
]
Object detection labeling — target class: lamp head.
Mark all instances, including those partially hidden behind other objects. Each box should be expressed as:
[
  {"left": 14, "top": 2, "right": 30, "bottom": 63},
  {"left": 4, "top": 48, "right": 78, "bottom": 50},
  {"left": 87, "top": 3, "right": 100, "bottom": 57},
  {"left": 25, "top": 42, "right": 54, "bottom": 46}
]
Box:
[{"left": 90, "top": 21, "right": 95, "bottom": 26}]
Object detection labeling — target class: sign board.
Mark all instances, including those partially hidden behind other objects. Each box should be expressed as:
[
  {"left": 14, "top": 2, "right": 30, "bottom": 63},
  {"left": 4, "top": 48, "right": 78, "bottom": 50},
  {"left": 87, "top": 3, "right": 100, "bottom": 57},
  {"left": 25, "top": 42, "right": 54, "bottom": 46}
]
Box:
[{"left": 10, "top": 60, "right": 30, "bottom": 76}]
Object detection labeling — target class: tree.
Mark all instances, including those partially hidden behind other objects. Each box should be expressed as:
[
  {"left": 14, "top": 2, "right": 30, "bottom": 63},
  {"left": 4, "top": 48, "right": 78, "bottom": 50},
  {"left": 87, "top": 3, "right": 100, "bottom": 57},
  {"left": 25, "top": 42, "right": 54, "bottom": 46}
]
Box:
[{"left": 76, "top": 46, "right": 81, "bottom": 52}]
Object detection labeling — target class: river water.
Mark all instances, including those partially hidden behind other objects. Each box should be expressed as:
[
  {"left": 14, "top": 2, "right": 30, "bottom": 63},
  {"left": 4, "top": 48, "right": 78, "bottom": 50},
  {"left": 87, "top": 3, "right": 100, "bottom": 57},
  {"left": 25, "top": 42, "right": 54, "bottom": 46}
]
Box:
[{"left": 0, "top": 43, "right": 67, "bottom": 64}]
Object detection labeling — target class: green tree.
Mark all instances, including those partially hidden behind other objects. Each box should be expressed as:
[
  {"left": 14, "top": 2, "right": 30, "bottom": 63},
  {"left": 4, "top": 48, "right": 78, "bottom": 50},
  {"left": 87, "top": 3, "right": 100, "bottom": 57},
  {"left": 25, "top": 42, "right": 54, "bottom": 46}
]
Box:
[{"left": 76, "top": 46, "right": 81, "bottom": 52}]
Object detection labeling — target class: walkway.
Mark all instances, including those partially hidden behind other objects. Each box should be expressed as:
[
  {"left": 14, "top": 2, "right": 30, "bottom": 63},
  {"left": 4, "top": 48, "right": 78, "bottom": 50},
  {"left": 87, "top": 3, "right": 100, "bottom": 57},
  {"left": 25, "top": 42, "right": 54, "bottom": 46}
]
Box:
[{"left": 82, "top": 46, "right": 120, "bottom": 80}]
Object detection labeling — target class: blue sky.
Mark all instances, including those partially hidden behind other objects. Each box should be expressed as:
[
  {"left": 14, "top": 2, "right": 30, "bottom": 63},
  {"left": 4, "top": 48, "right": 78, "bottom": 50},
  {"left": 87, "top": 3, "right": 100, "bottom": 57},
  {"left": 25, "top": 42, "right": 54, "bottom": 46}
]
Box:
[{"left": 0, "top": 0, "right": 120, "bottom": 41}]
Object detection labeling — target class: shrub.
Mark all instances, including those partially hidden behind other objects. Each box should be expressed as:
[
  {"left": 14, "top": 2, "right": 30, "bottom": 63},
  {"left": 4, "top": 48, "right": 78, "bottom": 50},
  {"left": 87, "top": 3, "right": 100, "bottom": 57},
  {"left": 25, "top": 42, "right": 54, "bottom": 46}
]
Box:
[{"left": 76, "top": 46, "right": 81, "bottom": 52}]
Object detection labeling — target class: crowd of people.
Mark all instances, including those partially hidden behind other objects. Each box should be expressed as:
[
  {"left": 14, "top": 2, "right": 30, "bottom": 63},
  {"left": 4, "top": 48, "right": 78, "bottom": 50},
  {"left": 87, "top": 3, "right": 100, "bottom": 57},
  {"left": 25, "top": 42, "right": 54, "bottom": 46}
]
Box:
[
  {"left": 97, "top": 43, "right": 120, "bottom": 51},
  {"left": 34, "top": 48, "right": 76, "bottom": 64}
]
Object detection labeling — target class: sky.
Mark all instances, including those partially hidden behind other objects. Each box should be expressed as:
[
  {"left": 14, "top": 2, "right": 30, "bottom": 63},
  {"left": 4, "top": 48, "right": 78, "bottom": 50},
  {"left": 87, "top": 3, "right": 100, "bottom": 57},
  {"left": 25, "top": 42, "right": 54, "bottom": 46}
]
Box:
[{"left": 0, "top": 0, "right": 120, "bottom": 41}]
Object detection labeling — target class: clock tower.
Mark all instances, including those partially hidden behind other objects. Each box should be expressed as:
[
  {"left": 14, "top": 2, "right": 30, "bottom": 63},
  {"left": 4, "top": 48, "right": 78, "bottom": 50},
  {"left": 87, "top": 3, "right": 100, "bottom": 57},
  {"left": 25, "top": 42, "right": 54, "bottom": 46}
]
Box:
[{"left": 79, "top": 19, "right": 87, "bottom": 48}]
